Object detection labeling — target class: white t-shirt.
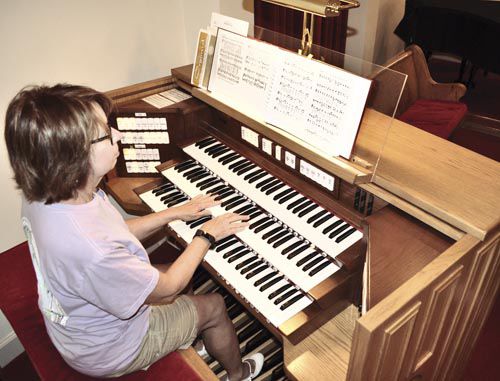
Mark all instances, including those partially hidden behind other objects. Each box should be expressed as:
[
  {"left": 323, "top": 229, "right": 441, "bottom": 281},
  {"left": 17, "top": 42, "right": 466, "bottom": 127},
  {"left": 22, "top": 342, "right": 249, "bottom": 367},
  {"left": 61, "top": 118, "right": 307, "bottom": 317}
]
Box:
[{"left": 21, "top": 189, "right": 159, "bottom": 377}]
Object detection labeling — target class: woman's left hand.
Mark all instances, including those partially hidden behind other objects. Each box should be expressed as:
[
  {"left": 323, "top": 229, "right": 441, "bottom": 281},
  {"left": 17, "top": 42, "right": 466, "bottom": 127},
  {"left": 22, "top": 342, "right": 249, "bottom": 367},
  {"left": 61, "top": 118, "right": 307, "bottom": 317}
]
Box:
[{"left": 173, "top": 194, "right": 220, "bottom": 222}]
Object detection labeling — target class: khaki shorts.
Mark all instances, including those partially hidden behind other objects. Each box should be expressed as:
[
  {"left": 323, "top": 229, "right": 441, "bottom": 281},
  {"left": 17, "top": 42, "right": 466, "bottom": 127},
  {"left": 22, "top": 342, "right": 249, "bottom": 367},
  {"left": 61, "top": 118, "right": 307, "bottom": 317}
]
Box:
[{"left": 107, "top": 295, "right": 199, "bottom": 378}]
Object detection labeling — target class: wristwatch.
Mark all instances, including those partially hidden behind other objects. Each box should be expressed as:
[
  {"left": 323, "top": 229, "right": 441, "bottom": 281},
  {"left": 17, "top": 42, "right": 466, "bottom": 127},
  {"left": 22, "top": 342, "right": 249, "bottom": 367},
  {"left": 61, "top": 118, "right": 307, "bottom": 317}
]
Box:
[{"left": 194, "top": 229, "right": 216, "bottom": 249}]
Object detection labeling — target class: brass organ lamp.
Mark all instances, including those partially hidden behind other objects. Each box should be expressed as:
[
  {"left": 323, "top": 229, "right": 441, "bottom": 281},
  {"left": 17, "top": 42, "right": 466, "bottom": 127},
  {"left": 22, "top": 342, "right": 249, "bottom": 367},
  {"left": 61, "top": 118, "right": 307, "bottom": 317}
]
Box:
[{"left": 262, "top": 0, "right": 360, "bottom": 56}]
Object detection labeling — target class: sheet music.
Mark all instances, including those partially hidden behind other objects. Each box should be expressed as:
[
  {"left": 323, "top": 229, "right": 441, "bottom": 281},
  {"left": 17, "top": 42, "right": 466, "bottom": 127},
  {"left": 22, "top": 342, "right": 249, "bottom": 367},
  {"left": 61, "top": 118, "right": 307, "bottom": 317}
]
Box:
[
  {"left": 209, "top": 29, "right": 278, "bottom": 117},
  {"left": 309, "top": 64, "right": 371, "bottom": 158},
  {"left": 266, "top": 53, "right": 316, "bottom": 137},
  {"left": 208, "top": 30, "right": 372, "bottom": 158}
]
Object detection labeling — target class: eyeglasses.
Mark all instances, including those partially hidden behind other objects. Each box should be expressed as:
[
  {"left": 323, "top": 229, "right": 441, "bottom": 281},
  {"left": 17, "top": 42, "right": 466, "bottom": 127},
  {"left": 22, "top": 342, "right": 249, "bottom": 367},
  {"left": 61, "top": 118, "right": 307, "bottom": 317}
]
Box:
[{"left": 91, "top": 125, "right": 113, "bottom": 145}]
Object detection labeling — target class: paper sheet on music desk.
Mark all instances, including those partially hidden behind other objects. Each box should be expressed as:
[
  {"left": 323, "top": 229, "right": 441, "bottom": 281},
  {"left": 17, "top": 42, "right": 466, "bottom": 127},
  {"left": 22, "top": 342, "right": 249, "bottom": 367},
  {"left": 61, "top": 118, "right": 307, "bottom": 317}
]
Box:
[{"left": 207, "top": 29, "right": 372, "bottom": 159}]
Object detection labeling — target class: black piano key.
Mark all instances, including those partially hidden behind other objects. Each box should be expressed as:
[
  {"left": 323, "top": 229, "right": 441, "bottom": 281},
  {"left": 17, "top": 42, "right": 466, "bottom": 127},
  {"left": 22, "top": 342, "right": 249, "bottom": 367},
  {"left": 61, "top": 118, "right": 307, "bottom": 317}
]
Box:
[
  {"left": 222, "top": 245, "right": 246, "bottom": 259},
  {"left": 205, "top": 143, "right": 224, "bottom": 154},
  {"left": 309, "top": 260, "right": 333, "bottom": 276},
  {"left": 210, "top": 146, "right": 231, "bottom": 158},
  {"left": 162, "top": 193, "right": 184, "bottom": 204},
  {"left": 189, "top": 172, "right": 210, "bottom": 183},
  {"left": 174, "top": 162, "right": 196, "bottom": 173},
  {"left": 254, "top": 220, "right": 275, "bottom": 233},
  {"left": 214, "top": 189, "right": 235, "bottom": 201},
  {"left": 273, "top": 187, "right": 294, "bottom": 201},
  {"left": 313, "top": 213, "right": 334, "bottom": 228},
  {"left": 322, "top": 219, "right": 344, "bottom": 234},
  {"left": 195, "top": 137, "right": 216, "bottom": 148},
  {"left": 296, "top": 250, "right": 322, "bottom": 267},
  {"left": 292, "top": 199, "right": 314, "bottom": 214},
  {"left": 233, "top": 204, "right": 254, "bottom": 215},
  {"left": 281, "top": 240, "right": 303, "bottom": 255},
  {"left": 192, "top": 270, "right": 210, "bottom": 290},
  {"left": 206, "top": 145, "right": 227, "bottom": 157},
  {"left": 231, "top": 160, "right": 252, "bottom": 172},
  {"left": 328, "top": 223, "right": 351, "bottom": 239},
  {"left": 267, "top": 230, "right": 288, "bottom": 244},
  {"left": 221, "top": 195, "right": 241, "bottom": 207},
  {"left": 245, "top": 264, "right": 268, "bottom": 279},
  {"left": 236, "top": 163, "right": 257, "bottom": 175},
  {"left": 249, "top": 216, "right": 270, "bottom": 229},
  {"left": 160, "top": 191, "right": 182, "bottom": 203},
  {"left": 286, "top": 244, "right": 310, "bottom": 259},
  {"left": 190, "top": 216, "right": 212, "bottom": 229},
  {"left": 185, "top": 168, "right": 207, "bottom": 180},
  {"left": 220, "top": 153, "right": 240, "bottom": 165},
  {"left": 273, "top": 289, "right": 297, "bottom": 305},
  {"left": 213, "top": 235, "right": 235, "bottom": 248},
  {"left": 297, "top": 203, "right": 318, "bottom": 217},
  {"left": 255, "top": 175, "right": 274, "bottom": 189},
  {"left": 272, "top": 233, "right": 295, "bottom": 248},
  {"left": 197, "top": 177, "right": 220, "bottom": 190},
  {"left": 286, "top": 196, "right": 307, "bottom": 210},
  {"left": 265, "top": 182, "right": 286, "bottom": 196},
  {"left": 261, "top": 349, "right": 283, "bottom": 375},
  {"left": 335, "top": 227, "right": 357, "bottom": 242},
  {"left": 167, "top": 196, "right": 188, "bottom": 207},
  {"left": 261, "top": 226, "right": 283, "bottom": 240},
  {"left": 237, "top": 320, "right": 262, "bottom": 343},
  {"left": 152, "top": 183, "right": 174, "bottom": 195},
  {"left": 228, "top": 158, "right": 248, "bottom": 170},
  {"left": 183, "top": 166, "right": 204, "bottom": 178},
  {"left": 278, "top": 191, "right": 299, "bottom": 204},
  {"left": 217, "top": 151, "right": 237, "bottom": 162},
  {"left": 245, "top": 330, "right": 271, "bottom": 354},
  {"left": 174, "top": 159, "right": 195, "bottom": 170},
  {"left": 225, "top": 198, "right": 246, "bottom": 211},
  {"left": 247, "top": 210, "right": 263, "bottom": 220},
  {"left": 235, "top": 256, "right": 258, "bottom": 270},
  {"left": 248, "top": 172, "right": 267, "bottom": 184},
  {"left": 227, "top": 303, "right": 245, "bottom": 320},
  {"left": 302, "top": 256, "right": 324, "bottom": 272},
  {"left": 215, "top": 238, "right": 239, "bottom": 252},
  {"left": 240, "top": 260, "right": 264, "bottom": 275},
  {"left": 307, "top": 209, "right": 328, "bottom": 224},
  {"left": 254, "top": 270, "right": 278, "bottom": 287},
  {"left": 271, "top": 364, "right": 285, "bottom": 380},
  {"left": 280, "top": 294, "right": 305, "bottom": 311},
  {"left": 259, "top": 275, "right": 284, "bottom": 291},
  {"left": 227, "top": 249, "right": 251, "bottom": 263},
  {"left": 268, "top": 284, "right": 292, "bottom": 300},
  {"left": 204, "top": 182, "right": 226, "bottom": 193},
  {"left": 260, "top": 178, "right": 281, "bottom": 192},
  {"left": 244, "top": 168, "right": 264, "bottom": 181}
]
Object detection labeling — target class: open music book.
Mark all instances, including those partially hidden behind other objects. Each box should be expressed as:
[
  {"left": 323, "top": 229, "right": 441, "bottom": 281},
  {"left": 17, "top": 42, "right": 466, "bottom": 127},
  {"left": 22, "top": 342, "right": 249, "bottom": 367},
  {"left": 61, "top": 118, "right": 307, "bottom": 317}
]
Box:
[{"left": 206, "top": 29, "right": 372, "bottom": 159}]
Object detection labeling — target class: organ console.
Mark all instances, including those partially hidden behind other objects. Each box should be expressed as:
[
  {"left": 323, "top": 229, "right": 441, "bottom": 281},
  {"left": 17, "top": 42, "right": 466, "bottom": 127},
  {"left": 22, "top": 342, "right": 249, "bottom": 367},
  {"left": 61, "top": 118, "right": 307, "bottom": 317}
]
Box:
[{"left": 104, "top": 61, "right": 500, "bottom": 380}]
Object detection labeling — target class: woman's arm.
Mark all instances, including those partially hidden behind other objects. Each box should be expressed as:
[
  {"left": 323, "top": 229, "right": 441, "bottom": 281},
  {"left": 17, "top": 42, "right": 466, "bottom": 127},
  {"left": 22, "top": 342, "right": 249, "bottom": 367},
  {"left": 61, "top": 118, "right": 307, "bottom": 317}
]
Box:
[
  {"left": 145, "top": 213, "right": 249, "bottom": 304},
  {"left": 126, "top": 194, "right": 219, "bottom": 241}
]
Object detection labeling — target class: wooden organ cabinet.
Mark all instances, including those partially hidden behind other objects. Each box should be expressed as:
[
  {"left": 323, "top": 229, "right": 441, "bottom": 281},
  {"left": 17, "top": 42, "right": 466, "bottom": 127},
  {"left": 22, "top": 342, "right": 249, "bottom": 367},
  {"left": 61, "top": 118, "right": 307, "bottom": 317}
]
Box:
[{"left": 103, "top": 65, "right": 500, "bottom": 381}]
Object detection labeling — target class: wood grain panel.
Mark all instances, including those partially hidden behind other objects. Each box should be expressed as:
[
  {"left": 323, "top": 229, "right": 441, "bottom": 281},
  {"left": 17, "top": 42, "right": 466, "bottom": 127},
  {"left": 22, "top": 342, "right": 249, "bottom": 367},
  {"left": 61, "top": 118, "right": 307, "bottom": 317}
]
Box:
[
  {"left": 438, "top": 234, "right": 500, "bottom": 379},
  {"left": 347, "top": 235, "right": 481, "bottom": 381},
  {"left": 375, "top": 303, "right": 421, "bottom": 381},
  {"left": 412, "top": 267, "right": 462, "bottom": 373},
  {"left": 374, "top": 117, "right": 500, "bottom": 241}
]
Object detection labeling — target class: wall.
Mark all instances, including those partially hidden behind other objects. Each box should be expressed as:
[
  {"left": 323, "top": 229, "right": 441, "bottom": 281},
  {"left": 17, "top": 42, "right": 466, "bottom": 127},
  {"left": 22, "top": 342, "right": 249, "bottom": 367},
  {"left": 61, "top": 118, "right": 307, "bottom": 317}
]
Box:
[{"left": 346, "top": 0, "right": 405, "bottom": 65}]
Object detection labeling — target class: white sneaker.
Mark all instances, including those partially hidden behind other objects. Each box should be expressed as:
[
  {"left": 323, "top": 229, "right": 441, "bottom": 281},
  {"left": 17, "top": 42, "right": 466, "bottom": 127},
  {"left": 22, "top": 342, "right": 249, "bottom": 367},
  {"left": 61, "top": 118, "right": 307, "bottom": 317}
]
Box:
[{"left": 240, "top": 353, "right": 264, "bottom": 381}]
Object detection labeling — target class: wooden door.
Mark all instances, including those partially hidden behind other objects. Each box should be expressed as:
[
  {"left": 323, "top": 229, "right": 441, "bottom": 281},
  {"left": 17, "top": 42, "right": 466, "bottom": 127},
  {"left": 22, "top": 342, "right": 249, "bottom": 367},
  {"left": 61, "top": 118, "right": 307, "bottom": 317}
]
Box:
[{"left": 347, "top": 232, "right": 499, "bottom": 380}]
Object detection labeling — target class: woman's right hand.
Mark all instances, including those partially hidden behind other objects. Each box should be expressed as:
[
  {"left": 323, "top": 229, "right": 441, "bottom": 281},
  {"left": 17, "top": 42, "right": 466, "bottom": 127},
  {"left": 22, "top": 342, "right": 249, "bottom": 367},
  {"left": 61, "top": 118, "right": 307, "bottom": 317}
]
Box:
[{"left": 200, "top": 213, "right": 250, "bottom": 241}]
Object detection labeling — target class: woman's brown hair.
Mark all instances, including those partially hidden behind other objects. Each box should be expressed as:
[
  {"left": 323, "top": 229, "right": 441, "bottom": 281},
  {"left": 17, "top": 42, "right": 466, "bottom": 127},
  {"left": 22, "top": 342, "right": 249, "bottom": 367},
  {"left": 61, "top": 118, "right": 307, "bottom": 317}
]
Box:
[{"left": 4, "top": 84, "right": 113, "bottom": 204}]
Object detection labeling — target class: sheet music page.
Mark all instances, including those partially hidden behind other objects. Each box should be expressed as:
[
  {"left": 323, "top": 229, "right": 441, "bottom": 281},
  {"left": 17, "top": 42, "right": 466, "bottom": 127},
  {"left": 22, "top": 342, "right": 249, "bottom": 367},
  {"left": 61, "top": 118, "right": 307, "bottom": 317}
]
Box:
[
  {"left": 208, "top": 29, "right": 278, "bottom": 117},
  {"left": 266, "top": 52, "right": 372, "bottom": 158},
  {"left": 310, "top": 63, "right": 371, "bottom": 158},
  {"left": 265, "top": 52, "right": 316, "bottom": 138}
]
